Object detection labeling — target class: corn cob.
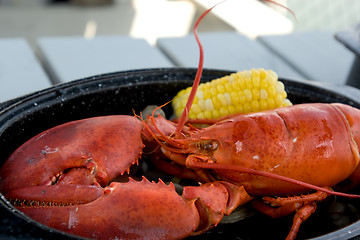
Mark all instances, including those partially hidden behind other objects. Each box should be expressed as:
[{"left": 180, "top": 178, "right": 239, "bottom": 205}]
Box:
[{"left": 172, "top": 69, "right": 292, "bottom": 120}]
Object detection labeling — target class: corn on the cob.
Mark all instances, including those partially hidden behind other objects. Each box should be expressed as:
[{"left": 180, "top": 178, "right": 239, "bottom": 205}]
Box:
[{"left": 172, "top": 69, "right": 292, "bottom": 120}]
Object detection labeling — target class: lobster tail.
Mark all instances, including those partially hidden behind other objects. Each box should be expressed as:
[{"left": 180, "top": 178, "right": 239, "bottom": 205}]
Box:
[
  {"left": 332, "top": 103, "right": 360, "bottom": 151},
  {"left": 332, "top": 103, "right": 360, "bottom": 191}
]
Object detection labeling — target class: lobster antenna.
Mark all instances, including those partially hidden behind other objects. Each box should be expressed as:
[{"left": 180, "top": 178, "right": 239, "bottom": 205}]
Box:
[
  {"left": 189, "top": 161, "right": 360, "bottom": 199},
  {"left": 174, "top": 0, "right": 296, "bottom": 137},
  {"left": 260, "top": 0, "right": 297, "bottom": 22},
  {"left": 175, "top": 1, "right": 225, "bottom": 137}
]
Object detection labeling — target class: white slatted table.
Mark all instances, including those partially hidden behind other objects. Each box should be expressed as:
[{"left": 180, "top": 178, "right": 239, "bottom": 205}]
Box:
[
  {"left": 157, "top": 31, "right": 305, "bottom": 80},
  {"left": 0, "top": 38, "right": 51, "bottom": 102},
  {"left": 0, "top": 31, "right": 357, "bottom": 104},
  {"left": 37, "top": 36, "right": 174, "bottom": 83},
  {"left": 258, "top": 31, "right": 355, "bottom": 84}
]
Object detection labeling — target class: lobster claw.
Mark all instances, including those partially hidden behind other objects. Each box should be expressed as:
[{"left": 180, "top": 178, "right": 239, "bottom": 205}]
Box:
[
  {"left": 0, "top": 115, "right": 144, "bottom": 195},
  {"left": 13, "top": 179, "right": 198, "bottom": 239},
  {"left": 12, "top": 178, "right": 249, "bottom": 240},
  {"left": 183, "top": 181, "right": 253, "bottom": 235}
]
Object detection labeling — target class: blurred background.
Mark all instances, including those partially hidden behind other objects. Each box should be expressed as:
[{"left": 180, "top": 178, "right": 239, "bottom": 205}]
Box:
[
  {"left": 1, "top": 0, "right": 360, "bottom": 96},
  {"left": 1, "top": 0, "right": 360, "bottom": 47}
]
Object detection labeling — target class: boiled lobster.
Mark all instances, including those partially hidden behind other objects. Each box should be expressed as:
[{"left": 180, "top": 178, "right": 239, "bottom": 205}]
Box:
[
  {"left": 1, "top": 2, "right": 360, "bottom": 240},
  {"left": 2, "top": 101, "right": 360, "bottom": 240}
]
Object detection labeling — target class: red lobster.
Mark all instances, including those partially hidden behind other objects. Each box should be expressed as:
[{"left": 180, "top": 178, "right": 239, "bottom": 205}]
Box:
[{"left": 1, "top": 1, "right": 360, "bottom": 240}]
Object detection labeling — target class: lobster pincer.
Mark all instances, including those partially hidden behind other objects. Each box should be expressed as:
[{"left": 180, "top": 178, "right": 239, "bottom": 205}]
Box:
[{"left": 10, "top": 178, "right": 249, "bottom": 240}]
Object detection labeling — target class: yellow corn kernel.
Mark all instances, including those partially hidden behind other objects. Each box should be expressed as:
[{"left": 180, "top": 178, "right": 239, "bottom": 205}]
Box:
[
  {"left": 198, "top": 99, "right": 206, "bottom": 111},
  {"left": 259, "top": 68, "right": 267, "bottom": 80},
  {"left": 196, "top": 90, "right": 204, "bottom": 99},
  {"left": 235, "top": 104, "right": 244, "bottom": 113},
  {"left": 260, "top": 89, "right": 268, "bottom": 100},
  {"left": 224, "top": 82, "right": 232, "bottom": 92},
  {"left": 172, "top": 69, "right": 292, "bottom": 119},
  {"left": 212, "top": 110, "right": 220, "bottom": 119},
  {"left": 251, "top": 69, "right": 261, "bottom": 88},
  {"left": 267, "top": 98, "right": 276, "bottom": 109},
  {"left": 243, "top": 102, "right": 252, "bottom": 113},
  {"left": 176, "top": 109, "right": 183, "bottom": 118},
  {"left": 212, "top": 96, "right": 221, "bottom": 110},
  {"left": 210, "top": 87, "right": 217, "bottom": 97},
  {"left": 205, "top": 98, "right": 214, "bottom": 111},
  {"left": 232, "top": 80, "right": 241, "bottom": 91},
  {"left": 238, "top": 92, "right": 246, "bottom": 104},
  {"left": 216, "top": 84, "right": 225, "bottom": 93},
  {"left": 203, "top": 89, "right": 212, "bottom": 99},
  {"left": 197, "top": 112, "right": 205, "bottom": 119},
  {"left": 227, "top": 105, "right": 236, "bottom": 115},
  {"left": 203, "top": 110, "right": 212, "bottom": 119},
  {"left": 189, "top": 113, "right": 197, "bottom": 119},
  {"left": 190, "top": 104, "right": 201, "bottom": 114},
  {"left": 275, "top": 94, "right": 285, "bottom": 106},
  {"left": 252, "top": 88, "right": 260, "bottom": 101},
  {"left": 251, "top": 100, "right": 260, "bottom": 112},
  {"left": 177, "top": 89, "right": 186, "bottom": 98},
  {"left": 259, "top": 99, "right": 268, "bottom": 111},
  {"left": 224, "top": 92, "right": 231, "bottom": 105},
  {"left": 267, "top": 85, "right": 277, "bottom": 97},
  {"left": 282, "top": 99, "right": 292, "bottom": 107},
  {"left": 230, "top": 91, "right": 240, "bottom": 105},
  {"left": 237, "top": 76, "right": 246, "bottom": 89},
  {"left": 244, "top": 89, "right": 252, "bottom": 102},
  {"left": 219, "top": 107, "right": 229, "bottom": 117},
  {"left": 276, "top": 81, "right": 285, "bottom": 93},
  {"left": 245, "top": 75, "right": 253, "bottom": 88},
  {"left": 217, "top": 93, "right": 227, "bottom": 107},
  {"left": 260, "top": 78, "right": 268, "bottom": 89}
]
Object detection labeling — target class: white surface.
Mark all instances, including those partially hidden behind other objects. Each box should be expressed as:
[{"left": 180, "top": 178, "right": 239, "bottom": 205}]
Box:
[
  {"left": 157, "top": 31, "right": 304, "bottom": 80},
  {"left": 193, "top": 0, "right": 293, "bottom": 38},
  {"left": 258, "top": 31, "right": 355, "bottom": 84},
  {"left": 0, "top": 0, "right": 201, "bottom": 49},
  {"left": 129, "top": 0, "right": 196, "bottom": 45},
  {"left": 0, "top": 38, "right": 51, "bottom": 102},
  {"left": 37, "top": 35, "right": 174, "bottom": 83}
]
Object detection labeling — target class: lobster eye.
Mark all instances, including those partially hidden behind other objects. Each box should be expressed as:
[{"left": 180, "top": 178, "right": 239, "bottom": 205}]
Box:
[
  {"left": 196, "top": 140, "right": 219, "bottom": 151},
  {"left": 205, "top": 141, "right": 219, "bottom": 151}
]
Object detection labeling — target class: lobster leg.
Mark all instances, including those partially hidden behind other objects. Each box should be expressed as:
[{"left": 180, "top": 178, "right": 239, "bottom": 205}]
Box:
[
  {"left": 251, "top": 200, "right": 317, "bottom": 240},
  {"left": 286, "top": 203, "right": 317, "bottom": 240},
  {"left": 252, "top": 190, "right": 329, "bottom": 240},
  {"left": 262, "top": 190, "right": 329, "bottom": 207},
  {"left": 150, "top": 157, "right": 213, "bottom": 182}
]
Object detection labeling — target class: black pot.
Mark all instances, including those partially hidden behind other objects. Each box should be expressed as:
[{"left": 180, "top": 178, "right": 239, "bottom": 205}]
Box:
[{"left": 1, "top": 68, "right": 360, "bottom": 240}]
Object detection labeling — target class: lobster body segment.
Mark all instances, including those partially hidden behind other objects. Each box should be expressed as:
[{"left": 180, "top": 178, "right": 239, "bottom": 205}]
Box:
[
  {"left": 162, "top": 104, "right": 360, "bottom": 196},
  {"left": 201, "top": 103, "right": 359, "bottom": 195}
]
